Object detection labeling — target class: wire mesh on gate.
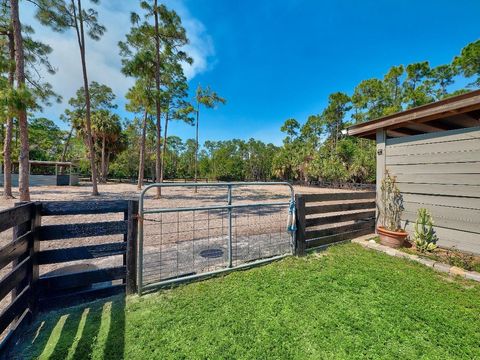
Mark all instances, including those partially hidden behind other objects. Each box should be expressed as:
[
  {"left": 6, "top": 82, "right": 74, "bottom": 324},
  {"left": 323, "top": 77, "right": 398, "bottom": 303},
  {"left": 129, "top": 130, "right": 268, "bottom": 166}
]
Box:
[{"left": 138, "top": 182, "right": 295, "bottom": 293}]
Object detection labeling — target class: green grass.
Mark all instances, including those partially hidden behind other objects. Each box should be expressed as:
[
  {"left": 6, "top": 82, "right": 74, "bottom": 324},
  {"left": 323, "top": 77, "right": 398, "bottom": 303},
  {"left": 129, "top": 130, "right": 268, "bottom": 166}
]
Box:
[{"left": 8, "top": 244, "right": 480, "bottom": 359}]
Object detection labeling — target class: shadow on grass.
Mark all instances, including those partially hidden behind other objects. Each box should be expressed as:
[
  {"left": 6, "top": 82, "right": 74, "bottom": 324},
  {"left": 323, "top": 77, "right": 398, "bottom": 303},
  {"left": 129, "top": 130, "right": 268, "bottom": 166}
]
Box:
[{"left": 4, "top": 295, "right": 125, "bottom": 360}]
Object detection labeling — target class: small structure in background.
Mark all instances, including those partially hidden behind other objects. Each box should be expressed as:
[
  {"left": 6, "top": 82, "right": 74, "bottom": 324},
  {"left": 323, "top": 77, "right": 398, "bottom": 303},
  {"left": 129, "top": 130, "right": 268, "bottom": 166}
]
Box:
[
  {"left": 1, "top": 160, "right": 79, "bottom": 186},
  {"left": 347, "top": 89, "right": 480, "bottom": 254}
]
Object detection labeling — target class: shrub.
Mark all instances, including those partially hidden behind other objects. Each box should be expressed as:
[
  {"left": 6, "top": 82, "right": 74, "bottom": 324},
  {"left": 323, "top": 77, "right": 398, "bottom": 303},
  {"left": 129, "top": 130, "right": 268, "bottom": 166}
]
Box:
[
  {"left": 413, "top": 208, "right": 438, "bottom": 252},
  {"left": 380, "top": 172, "right": 404, "bottom": 231}
]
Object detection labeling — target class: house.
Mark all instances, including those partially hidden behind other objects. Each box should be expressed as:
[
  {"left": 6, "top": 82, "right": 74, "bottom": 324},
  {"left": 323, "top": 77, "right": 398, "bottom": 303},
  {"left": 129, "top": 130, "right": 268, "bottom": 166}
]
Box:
[{"left": 347, "top": 90, "right": 480, "bottom": 254}]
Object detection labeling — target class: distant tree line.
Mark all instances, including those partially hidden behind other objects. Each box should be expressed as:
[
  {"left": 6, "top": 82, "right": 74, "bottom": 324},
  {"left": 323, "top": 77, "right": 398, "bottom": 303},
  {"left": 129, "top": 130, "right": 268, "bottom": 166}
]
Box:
[
  {"left": 1, "top": 0, "right": 479, "bottom": 193},
  {"left": 271, "top": 40, "right": 480, "bottom": 184}
]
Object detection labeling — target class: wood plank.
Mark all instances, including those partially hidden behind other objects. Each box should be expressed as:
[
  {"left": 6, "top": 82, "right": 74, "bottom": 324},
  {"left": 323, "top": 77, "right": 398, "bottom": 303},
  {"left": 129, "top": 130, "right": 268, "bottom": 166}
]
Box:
[
  {"left": 386, "top": 126, "right": 480, "bottom": 147},
  {"left": 397, "top": 183, "right": 480, "bottom": 198},
  {"left": 404, "top": 202, "right": 480, "bottom": 222},
  {"left": 305, "top": 201, "right": 376, "bottom": 215},
  {"left": 295, "top": 194, "right": 307, "bottom": 256},
  {"left": 38, "top": 242, "right": 127, "bottom": 264},
  {"left": 40, "top": 200, "right": 129, "bottom": 216},
  {"left": 0, "top": 257, "right": 30, "bottom": 301},
  {"left": 386, "top": 149, "right": 480, "bottom": 165},
  {"left": 0, "top": 232, "right": 31, "bottom": 270},
  {"left": 0, "top": 286, "right": 30, "bottom": 335},
  {"left": 388, "top": 162, "right": 480, "bottom": 175},
  {"left": 302, "top": 191, "right": 376, "bottom": 203},
  {"left": 305, "top": 220, "right": 374, "bottom": 240},
  {"left": 126, "top": 200, "right": 138, "bottom": 294},
  {"left": 38, "top": 266, "right": 126, "bottom": 294},
  {"left": 0, "top": 308, "right": 31, "bottom": 355},
  {"left": 38, "top": 284, "right": 125, "bottom": 312},
  {"left": 403, "top": 210, "right": 479, "bottom": 234},
  {"left": 386, "top": 137, "right": 480, "bottom": 156},
  {"left": 402, "top": 193, "right": 480, "bottom": 209},
  {"left": 306, "top": 226, "right": 375, "bottom": 249},
  {"left": 306, "top": 210, "right": 375, "bottom": 228},
  {"left": 395, "top": 173, "right": 480, "bottom": 186},
  {"left": 0, "top": 203, "right": 33, "bottom": 233},
  {"left": 39, "top": 220, "right": 127, "bottom": 241}
]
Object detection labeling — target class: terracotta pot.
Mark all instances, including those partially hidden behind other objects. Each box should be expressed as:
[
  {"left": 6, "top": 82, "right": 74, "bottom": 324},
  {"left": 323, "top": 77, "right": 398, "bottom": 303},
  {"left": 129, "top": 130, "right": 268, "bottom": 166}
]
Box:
[{"left": 377, "top": 226, "right": 408, "bottom": 248}]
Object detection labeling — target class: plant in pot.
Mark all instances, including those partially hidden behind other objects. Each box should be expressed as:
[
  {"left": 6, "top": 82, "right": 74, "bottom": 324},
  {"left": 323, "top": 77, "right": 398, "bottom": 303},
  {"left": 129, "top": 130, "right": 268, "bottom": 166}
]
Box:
[{"left": 377, "top": 172, "right": 408, "bottom": 248}]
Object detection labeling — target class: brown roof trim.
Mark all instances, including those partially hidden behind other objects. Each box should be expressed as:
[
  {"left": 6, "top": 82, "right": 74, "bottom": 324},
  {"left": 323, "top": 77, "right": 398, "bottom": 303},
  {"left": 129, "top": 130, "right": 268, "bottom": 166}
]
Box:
[{"left": 346, "top": 89, "right": 480, "bottom": 138}]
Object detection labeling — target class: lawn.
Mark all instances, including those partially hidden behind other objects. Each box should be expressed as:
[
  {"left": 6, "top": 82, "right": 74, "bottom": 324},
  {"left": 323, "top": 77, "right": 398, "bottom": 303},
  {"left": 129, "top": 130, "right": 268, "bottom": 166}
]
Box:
[{"left": 8, "top": 244, "right": 480, "bottom": 360}]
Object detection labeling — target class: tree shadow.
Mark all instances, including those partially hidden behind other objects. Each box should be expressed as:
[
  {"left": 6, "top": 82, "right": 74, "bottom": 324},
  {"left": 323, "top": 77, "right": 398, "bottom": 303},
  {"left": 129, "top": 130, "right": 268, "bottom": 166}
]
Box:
[{"left": 4, "top": 295, "right": 126, "bottom": 360}]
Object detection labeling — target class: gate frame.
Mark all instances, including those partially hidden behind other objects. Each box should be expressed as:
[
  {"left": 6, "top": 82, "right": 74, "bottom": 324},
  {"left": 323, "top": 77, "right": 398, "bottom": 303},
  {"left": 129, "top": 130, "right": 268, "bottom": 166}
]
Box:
[{"left": 137, "top": 182, "right": 295, "bottom": 295}]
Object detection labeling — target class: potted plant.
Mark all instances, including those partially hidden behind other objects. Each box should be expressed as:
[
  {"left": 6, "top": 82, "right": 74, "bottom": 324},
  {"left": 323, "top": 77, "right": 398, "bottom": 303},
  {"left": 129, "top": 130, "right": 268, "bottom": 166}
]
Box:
[{"left": 377, "top": 172, "right": 408, "bottom": 248}]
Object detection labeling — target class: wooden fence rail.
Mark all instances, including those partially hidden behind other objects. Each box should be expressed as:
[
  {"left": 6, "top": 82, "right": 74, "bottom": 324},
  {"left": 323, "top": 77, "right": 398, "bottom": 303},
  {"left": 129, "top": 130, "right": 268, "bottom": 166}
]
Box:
[
  {"left": 295, "top": 192, "right": 376, "bottom": 254},
  {"left": 0, "top": 200, "right": 138, "bottom": 353},
  {"left": 0, "top": 203, "right": 37, "bottom": 353}
]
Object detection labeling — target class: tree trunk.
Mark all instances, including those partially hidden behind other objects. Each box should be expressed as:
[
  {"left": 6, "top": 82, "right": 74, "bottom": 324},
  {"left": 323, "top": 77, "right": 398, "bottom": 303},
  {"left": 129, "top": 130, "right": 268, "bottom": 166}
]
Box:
[
  {"left": 106, "top": 151, "right": 110, "bottom": 180},
  {"left": 3, "top": 31, "right": 15, "bottom": 199},
  {"left": 160, "top": 107, "right": 169, "bottom": 184},
  {"left": 194, "top": 103, "right": 199, "bottom": 193},
  {"left": 153, "top": 0, "right": 162, "bottom": 198},
  {"left": 75, "top": 0, "right": 99, "bottom": 196},
  {"left": 100, "top": 135, "right": 106, "bottom": 183},
  {"left": 137, "top": 109, "right": 147, "bottom": 190},
  {"left": 10, "top": 0, "right": 30, "bottom": 201}
]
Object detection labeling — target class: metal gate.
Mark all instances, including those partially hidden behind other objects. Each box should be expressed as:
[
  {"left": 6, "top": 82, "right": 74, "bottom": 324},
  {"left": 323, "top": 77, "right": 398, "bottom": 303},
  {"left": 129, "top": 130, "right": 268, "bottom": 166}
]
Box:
[{"left": 137, "top": 182, "right": 295, "bottom": 294}]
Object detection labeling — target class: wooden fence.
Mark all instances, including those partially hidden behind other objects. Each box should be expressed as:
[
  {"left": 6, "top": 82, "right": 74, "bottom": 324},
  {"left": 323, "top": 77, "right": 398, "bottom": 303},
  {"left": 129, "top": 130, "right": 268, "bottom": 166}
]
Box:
[
  {"left": 295, "top": 192, "right": 376, "bottom": 254},
  {"left": 0, "top": 200, "right": 138, "bottom": 352}
]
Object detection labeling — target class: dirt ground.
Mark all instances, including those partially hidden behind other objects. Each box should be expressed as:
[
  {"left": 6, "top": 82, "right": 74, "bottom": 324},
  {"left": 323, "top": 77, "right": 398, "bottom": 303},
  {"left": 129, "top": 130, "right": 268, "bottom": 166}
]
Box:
[{"left": 0, "top": 182, "right": 371, "bottom": 314}]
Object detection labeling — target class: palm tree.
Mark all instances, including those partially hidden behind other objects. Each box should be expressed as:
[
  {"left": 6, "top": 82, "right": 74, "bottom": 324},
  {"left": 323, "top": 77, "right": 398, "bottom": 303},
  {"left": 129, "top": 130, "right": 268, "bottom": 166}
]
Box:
[{"left": 194, "top": 85, "right": 226, "bottom": 191}]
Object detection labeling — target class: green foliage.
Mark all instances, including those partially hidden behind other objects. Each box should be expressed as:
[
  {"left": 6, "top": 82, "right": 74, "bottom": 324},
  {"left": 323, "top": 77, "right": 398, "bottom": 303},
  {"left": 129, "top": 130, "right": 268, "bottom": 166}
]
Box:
[
  {"left": 454, "top": 40, "right": 480, "bottom": 87},
  {"left": 28, "top": 117, "right": 65, "bottom": 160},
  {"left": 413, "top": 208, "right": 438, "bottom": 252},
  {"left": 380, "top": 172, "right": 404, "bottom": 231},
  {"left": 196, "top": 85, "right": 226, "bottom": 109},
  {"left": 11, "top": 244, "right": 480, "bottom": 359}
]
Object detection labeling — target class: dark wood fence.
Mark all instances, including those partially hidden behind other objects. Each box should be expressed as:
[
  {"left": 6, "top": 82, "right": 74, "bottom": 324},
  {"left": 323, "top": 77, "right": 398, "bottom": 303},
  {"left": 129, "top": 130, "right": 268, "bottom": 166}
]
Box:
[
  {"left": 0, "top": 200, "right": 138, "bottom": 352},
  {"left": 0, "top": 203, "right": 38, "bottom": 353},
  {"left": 295, "top": 192, "right": 376, "bottom": 254}
]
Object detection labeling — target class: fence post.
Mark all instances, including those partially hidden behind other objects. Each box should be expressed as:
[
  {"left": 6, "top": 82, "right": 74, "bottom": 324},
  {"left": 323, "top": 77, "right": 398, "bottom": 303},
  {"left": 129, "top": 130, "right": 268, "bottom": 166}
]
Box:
[
  {"left": 126, "top": 200, "right": 139, "bottom": 294},
  {"left": 29, "top": 203, "right": 41, "bottom": 317},
  {"left": 295, "top": 194, "right": 306, "bottom": 256},
  {"left": 12, "top": 202, "right": 40, "bottom": 319},
  {"left": 11, "top": 203, "right": 32, "bottom": 303}
]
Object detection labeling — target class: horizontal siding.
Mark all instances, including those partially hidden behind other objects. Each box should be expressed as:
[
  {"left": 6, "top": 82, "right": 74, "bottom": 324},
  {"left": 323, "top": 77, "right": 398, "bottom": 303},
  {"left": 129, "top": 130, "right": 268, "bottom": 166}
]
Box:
[
  {"left": 387, "top": 137, "right": 480, "bottom": 156},
  {"left": 402, "top": 193, "right": 480, "bottom": 210},
  {"left": 386, "top": 126, "right": 480, "bottom": 147},
  {"left": 386, "top": 127, "right": 480, "bottom": 254},
  {"left": 397, "top": 183, "right": 480, "bottom": 198},
  {"left": 386, "top": 149, "right": 480, "bottom": 165},
  {"left": 403, "top": 203, "right": 480, "bottom": 234},
  {"left": 395, "top": 173, "right": 480, "bottom": 185},
  {"left": 388, "top": 163, "right": 480, "bottom": 175}
]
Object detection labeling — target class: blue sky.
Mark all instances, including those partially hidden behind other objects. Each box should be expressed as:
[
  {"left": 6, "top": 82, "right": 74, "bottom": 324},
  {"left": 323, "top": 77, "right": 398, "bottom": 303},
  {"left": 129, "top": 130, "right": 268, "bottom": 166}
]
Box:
[{"left": 23, "top": 0, "right": 480, "bottom": 145}]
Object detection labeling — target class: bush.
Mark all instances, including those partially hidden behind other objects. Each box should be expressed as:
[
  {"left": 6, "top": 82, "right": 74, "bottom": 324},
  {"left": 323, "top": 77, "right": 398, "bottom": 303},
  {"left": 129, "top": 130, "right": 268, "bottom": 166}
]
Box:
[{"left": 413, "top": 208, "right": 438, "bottom": 252}]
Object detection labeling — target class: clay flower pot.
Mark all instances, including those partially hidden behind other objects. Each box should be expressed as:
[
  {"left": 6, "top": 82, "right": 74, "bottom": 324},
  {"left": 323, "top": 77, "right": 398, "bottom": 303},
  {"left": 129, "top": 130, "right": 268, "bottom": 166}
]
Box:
[{"left": 377, "top": 226, "right": 408, "bottom": 248}]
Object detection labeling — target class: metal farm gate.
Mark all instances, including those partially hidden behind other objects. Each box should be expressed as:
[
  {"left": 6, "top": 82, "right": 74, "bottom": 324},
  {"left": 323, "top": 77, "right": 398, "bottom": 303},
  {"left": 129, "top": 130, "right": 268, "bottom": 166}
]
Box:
[{"left": 137, "top": 182, "right": 296, "bottom": 294}]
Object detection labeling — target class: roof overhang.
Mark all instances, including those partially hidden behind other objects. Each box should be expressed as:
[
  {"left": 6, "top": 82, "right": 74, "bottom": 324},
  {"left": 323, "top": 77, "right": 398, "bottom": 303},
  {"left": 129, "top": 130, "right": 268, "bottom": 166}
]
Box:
[{"left": 346, "top": 90, "right": 480, "bottom": 139}]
